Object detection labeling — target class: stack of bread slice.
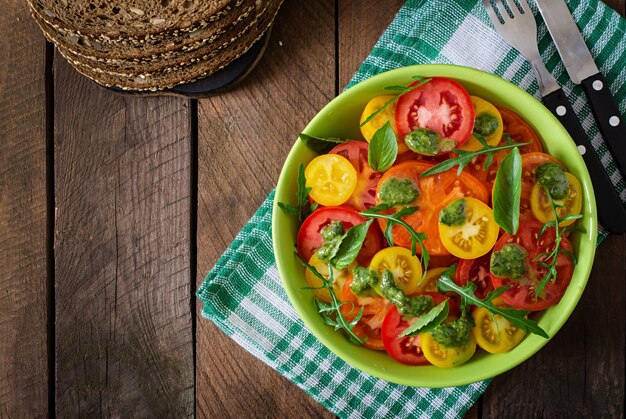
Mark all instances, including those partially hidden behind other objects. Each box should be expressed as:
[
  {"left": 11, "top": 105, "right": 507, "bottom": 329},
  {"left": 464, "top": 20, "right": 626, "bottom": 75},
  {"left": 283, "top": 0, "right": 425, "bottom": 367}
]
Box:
[{"left": 29, "top": 0, "right": 283, "bottom": 91}]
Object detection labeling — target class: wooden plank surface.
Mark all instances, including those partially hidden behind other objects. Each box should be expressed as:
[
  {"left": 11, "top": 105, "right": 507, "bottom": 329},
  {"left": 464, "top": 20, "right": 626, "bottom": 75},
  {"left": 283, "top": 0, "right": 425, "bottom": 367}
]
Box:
[
  {"left": 0, "top": 0, "right": 49, "bottom": 417},
  {"left": 194, "top": 1, "right": 336, "bottom": 417},
  {"left": 53, "top": 59, "right": 194, "bottom": 416}
]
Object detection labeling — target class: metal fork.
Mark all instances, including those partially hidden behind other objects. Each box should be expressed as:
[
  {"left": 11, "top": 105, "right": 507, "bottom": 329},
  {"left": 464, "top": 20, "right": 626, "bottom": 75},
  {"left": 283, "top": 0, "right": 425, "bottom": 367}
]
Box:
[
  {"left": 483, "top": 0, "right": 626, "bottom": 233},
  {"left": 482, "top": 0, "right": 558, "bottom": 96}
]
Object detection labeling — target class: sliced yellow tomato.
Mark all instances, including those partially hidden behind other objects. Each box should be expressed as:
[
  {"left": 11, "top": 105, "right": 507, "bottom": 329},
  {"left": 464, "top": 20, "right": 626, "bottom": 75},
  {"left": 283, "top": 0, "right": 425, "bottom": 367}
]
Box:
[
  {"left": 416, "top": 267, "right": 450, "bottom": 292},
  {"left": 305, "top": 154, "right": 357, "bottom": 206},
  {"left": 438, "top": 197, "right": 499, "bottom": 259},
  {"left": 530, "top": 172, "right": 582, "bottom": 226},
  {"left": 369, "top": 246, "right": 423, "bottom": 296},
  {"left": 458, "top": 96, "right": 503, "bottom": 151},
  {"left": 472, "top": 307, "right": 525, "bottom": 354},
  {"left": 360, "top": 95, "right": 408, "bottom": 153},
  {"left": 304, "top": 253, "right": 353, "bottom": 303},
  {"left": 420, "top": 331, "right": 476, "bottom": 368}
]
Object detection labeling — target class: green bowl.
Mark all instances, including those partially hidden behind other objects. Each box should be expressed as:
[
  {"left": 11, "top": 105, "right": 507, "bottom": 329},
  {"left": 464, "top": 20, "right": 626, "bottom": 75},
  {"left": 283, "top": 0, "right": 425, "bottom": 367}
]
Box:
[{"left": 272, "top": 64, "right": 597, "bottom": 387}]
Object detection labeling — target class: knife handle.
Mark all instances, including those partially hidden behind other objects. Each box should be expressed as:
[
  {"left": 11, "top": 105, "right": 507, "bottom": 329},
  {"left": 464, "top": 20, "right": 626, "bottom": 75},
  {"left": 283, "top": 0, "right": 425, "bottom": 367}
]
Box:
[
  {"left": 581, "top": 72, "right": 626, "bottom": 179},
  {"left": 543, "top": 88, "right": 626, "bottom": 234}
]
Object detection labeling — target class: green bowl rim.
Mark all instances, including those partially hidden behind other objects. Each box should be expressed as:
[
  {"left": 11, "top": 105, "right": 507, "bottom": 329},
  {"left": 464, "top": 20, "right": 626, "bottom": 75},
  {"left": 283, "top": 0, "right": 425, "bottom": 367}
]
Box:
[{"left": 272, "top": 64, "right": 598, "bottom": 387}]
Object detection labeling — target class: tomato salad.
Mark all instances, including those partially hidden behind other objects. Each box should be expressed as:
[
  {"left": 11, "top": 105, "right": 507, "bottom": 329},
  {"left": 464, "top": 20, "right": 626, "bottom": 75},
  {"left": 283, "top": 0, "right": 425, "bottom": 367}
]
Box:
[{"left": 280, "top": 76, "right": 584, "bottom": 368}]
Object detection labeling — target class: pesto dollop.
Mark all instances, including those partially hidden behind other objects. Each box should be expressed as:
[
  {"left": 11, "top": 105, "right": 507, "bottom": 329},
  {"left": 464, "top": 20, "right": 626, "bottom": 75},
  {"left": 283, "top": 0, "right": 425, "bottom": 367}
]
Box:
[
  {"left": 350, "top": 265, "right": 378, "bottom": 296},
  {"left": 431, "top": 312, "right": 474, "bottom": 348},
  {"left": 378, "top": 178, "right": 420, "bottom": 206},
  {"left": 317, "top": 221, "right": 344, "bottom": 261},
  {"left": 474, "top": 112, "right": 499, "bottom": 137},
  {"left": 439, "top": 198, "right": 467, "bottom": 226},
  {"left": 490, "top": 243, "right": 528, "bottom": 279},
  {"left": 404, "top": 128, "right": 455, "bottom": 156},
  {"left": 380, "top": 270, "right": 433, "bottom": 317},
  {"left": 536, "top": 163, "right": 569, "bottom": 200}
]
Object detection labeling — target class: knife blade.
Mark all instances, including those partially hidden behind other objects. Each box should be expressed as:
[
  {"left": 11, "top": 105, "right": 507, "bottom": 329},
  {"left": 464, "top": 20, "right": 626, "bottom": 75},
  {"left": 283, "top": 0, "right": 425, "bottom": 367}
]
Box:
[{"left": 536, "top": 0, "right": 626, "bottom": 181}]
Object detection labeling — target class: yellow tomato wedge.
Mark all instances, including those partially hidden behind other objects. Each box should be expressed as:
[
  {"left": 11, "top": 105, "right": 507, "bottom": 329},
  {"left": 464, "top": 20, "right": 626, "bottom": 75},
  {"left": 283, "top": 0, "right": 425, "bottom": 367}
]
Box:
[
  {"left": 369, "top": 246, "right": 423, "bottom": 296},
  {"left": 530, "top": 172, "right": 582, "bottom": 226},
  {"left": 304, "top": 254, "right": 352, "bottom": 303},
  {"left": 472, "top": 307, "right": 526, "bottom": 354},
  {"left": 360, "top": 95, "right": 408, "bottom": 153},
  {"left": 458, "top": 96, "right": 503, "bottom": 151},
  {"left": 305, "top": 154, "right": 357, "bottom": 206},
  {"left": 416, "top": 267, "right": 450, "bottom": 292},
  {"left": 438, "top": 197, "right": 499, "bottom": 259},
  {"left": 420, "top": 331, "right": 477, "bottom": 368}
]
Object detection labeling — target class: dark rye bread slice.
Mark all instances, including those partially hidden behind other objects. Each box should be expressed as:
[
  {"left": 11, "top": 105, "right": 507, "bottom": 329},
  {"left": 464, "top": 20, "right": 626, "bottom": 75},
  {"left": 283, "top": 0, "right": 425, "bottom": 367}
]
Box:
[
  {"left": 50, "top": 0, "right": 268, "bottom": 75},
  {"left": 56, "top": 0, "right": 282, "bottom": 91},
  {"left": 29, "top": 0, "right": 232, "bottom": 39},
  {"left": 30, "top": 0, "right": 255, "bottom": 62}
]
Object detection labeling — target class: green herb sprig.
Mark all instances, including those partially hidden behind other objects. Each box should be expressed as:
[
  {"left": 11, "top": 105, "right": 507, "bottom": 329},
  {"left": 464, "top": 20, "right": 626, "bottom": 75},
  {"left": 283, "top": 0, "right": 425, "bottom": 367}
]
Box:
[
  {"left": 420, "top": 134, "right": 530, "bottom": 178},
  {"left": 325, "top": 220, "right": 374, "bottom": 269},
  {"left": 532, "top": 190, "right": 584, "bottom": 298},
  {"left": 360, "top": 75, "right": 431, "bottom": 128},
  {"left": 277, "top": 163, "right": 314, "bottom": 222},
  {"left": 399, "top": 299, "right": 450, "bottom": 337},
  {"left": 359, "top": 203, "right": 430, "bottom": 282},
  {"left": 437, "top": 266, "right": 549, "bottom": 338},
  {"left": 296, "top": 253, "right": 366, "bottom": 345}
]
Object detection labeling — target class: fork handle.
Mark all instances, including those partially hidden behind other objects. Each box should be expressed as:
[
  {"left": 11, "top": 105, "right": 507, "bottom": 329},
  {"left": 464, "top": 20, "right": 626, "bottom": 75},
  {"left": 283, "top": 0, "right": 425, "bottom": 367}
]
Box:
[
  {"left": 543, "top": 88, "right": 626, "bottom": 234},
  {"left": 581, "top": 72, "right": 626, "bottom": 179}
]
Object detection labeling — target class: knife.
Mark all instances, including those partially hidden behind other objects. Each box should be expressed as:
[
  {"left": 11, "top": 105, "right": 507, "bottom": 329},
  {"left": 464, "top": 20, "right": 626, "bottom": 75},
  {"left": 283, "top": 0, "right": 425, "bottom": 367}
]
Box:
[{"left": 535, "top": 0, "right": 626, "bottom": 181}]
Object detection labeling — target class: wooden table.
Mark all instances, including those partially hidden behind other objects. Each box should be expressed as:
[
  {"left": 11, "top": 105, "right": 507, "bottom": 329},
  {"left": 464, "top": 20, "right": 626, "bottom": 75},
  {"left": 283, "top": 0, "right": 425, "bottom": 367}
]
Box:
[{"left": 2, "top": 0, "right": 624, "bottom": 417}]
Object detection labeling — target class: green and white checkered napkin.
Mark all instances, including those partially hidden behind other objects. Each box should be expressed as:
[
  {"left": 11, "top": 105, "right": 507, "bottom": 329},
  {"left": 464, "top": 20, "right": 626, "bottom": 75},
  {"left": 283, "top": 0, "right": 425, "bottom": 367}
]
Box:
[{"left": 197, "top": 0, "right": 626, "bottom": 417}]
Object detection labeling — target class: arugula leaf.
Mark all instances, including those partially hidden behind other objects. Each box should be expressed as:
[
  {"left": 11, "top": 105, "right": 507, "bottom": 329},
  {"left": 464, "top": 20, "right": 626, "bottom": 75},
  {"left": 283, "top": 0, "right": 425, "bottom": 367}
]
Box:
[
  {"left": 420, "top": 139, "right": 530, "bottom": 178},
  {"left": 297, "top": 253, "right": 366, "bottom": 345},
  {"left": 399, "top": 300, "right": 449, "bottom": 337},
  {"left": 437, "top": 266, "right": 549, "bottom": 338},
  {"left": 368, "top": 122, "right": 398, "bottom": 172},
  {"left": 331, "top": 220, "right": 374, "bottom": 269},
  {"left": 298, "top": 133, "right": 353, "bottom": 154},
  {"left": 278, "top": 163, "right": 312, "bottom": 222},
  {"left": 492, "top": 147, "right": 522, "bottom": 234}
]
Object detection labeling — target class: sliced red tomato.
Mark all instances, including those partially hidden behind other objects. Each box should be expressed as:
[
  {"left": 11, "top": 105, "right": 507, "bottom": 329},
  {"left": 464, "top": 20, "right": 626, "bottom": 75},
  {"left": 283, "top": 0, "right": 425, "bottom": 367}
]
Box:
[
  {"left": 395, "top": 77, "right": 475, "bottom": 149},
  {"left": 428, "top": 254, "right": 460, "bottom": 269},
  {"left": 490, "top": 220, "right": 574, "bottom": 311},
  {"left": 296, "top": 206, "right": 382, "bottom": 265},
  {"left": 456, "top": 254, "right": 494, "bottom": 301},
  {"left": 340, "top": 277, "right": 392, "bottom": 350},
  {"left": 329, "top": 141, "right": 381, "bottom": 211},
  {"left": 381, "top": 292, "right": 458, "bottom": 365},
  {"left": 464, "top": 107, "right": 544, "bottom": 190},
  {"left": 520, "top": 153, "right": 561, "bottom": 221},
  {"left": 375, "top": 161, "right": 489, "bottom": 255}
]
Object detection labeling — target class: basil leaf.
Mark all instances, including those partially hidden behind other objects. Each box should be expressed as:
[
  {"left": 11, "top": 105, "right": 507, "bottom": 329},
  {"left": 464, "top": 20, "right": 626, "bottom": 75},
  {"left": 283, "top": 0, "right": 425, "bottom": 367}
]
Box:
[
  {"left": 298, "top": 133, "right": 352, "bottom": 154},
  {"left": 399, "top": 300, "right": 449, "bottom": 337},
  {"left": 368, "top": 121, "right": 398, "bottom": 172},
  {"left": 331, "top": 220, "right": 374, "bottom": 269},
  {"left": 492, "top": 147, "right": 522, "bottom": 234}
]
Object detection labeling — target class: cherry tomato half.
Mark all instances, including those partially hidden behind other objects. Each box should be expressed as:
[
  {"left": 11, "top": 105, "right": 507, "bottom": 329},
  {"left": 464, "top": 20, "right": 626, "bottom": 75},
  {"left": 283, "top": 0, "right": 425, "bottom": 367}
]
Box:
[
  {"left": 370, "top": 246, "right": 423, "bottom": 296},
  {"left": 420, "top": 327, "right": 477, "bottom": 368},
  {"left": 490, "top": 220, "right": 574, "bottom": 311},
  {"left": 330, "top": 141, "right": 381, "bottom": 211},
  {"left": 520, "top": 153, "right": 562, "bottom": 221},
  {"left": 458, "top": 96, "right": 503, "bottom": 151},
  {"left": 395, "top": 77, "right": 475, "bottom": 149},
  {"left": 304, "top": 253, "right": 353, "bottom": 303},
  {"left": 360, "top": 96, "right": 408, "bottom": 154},
  {"left": 296, "top": 206, "right": 382, "bottom": 265},
  {"left": 305, "top": 154, "right": 357, "bottom": 206},
  {"left": 530, "top": 172, "right": 582, "bottom": 227},
  {"left": 472, "top": 307, "right": 526, "bottom": 354}
]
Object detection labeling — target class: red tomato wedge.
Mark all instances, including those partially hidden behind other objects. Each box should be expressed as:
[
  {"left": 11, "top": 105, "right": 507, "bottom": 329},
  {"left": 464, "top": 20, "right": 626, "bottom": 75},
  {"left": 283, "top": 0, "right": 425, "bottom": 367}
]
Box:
[
  {"left": 381, "top": 293, "right": 459, "bottom": 365},
  {"left": 340, "top": 277, "right": 392, "bottom": 350},
  {"left": 329, "top": 141, "right": 381, "bottom": 211},
  {"left": 496, "top": 106, "right": 543, "bottom": 154},
  {"left": 490, "top": 221, "right": 574, "bottom": 311},
  {"left": 395, "top": 77, "right": 475, "bottom": 149},
  {"left": 296, "top": 206, "right": 382, "bottom": 265},
  {"left": 375, "top": 161, "right": 489, "bottom": 255},
  {"left": 456, "top": 254, "right": 494, "bottom": 301}
]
